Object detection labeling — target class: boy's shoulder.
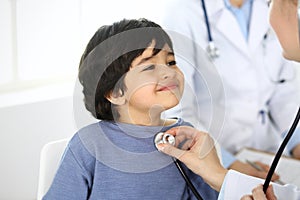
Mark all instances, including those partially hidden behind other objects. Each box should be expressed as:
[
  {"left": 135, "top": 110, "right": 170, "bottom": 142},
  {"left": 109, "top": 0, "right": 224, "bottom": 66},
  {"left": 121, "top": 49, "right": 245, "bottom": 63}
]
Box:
[
  {"left": 70, "top": 120, "right": 110, "bottom": 143},
  {"left": 65, "top": 121, "right": 110, "bottom": 165},
  {"left": 67, "top": 121, "right": 104, "bottom": 152}
]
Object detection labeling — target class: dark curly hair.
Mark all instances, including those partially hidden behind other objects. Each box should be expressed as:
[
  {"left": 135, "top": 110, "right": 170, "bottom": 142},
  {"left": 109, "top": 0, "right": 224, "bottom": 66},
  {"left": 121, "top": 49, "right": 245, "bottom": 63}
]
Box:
[{"left": 78, "top": 18, "right": 173, "bottom": 121}]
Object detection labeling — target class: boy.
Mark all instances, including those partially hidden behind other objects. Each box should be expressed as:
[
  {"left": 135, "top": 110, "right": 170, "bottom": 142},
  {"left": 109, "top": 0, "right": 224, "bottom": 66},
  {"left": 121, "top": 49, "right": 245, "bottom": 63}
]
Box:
[{"left": 43, "top": 18, "right": 219, "bottom": 199}]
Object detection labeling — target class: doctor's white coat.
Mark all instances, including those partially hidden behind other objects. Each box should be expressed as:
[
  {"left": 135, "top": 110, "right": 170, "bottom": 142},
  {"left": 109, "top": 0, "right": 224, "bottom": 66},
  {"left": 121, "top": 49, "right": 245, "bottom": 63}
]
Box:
[{"left": 161, "top": 0, "right": 300, "bottom": 154}]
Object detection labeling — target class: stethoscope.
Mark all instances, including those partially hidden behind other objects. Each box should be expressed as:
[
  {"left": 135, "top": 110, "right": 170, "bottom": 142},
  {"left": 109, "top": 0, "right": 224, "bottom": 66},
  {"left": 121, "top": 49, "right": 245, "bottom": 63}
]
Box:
[
  {"left": 153, "top": 0, "right": 300, "bottom": 198},
  {"left": 154, "top": 132, "right": 204, "bottom": 200},
  {"left": 201, "top": 0, "right": 219, "bottom": 60},
  {"left": 154, "top": 107, "right": 300, "bottom": 197},
  {"left": 202, "top": 0, "right": 294, "bottom": 83}
]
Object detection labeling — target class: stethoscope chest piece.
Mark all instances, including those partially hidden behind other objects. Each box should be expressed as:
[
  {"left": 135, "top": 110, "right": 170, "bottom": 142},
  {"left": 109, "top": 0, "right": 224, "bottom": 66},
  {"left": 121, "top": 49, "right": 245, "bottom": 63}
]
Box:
[
  {"left": 206, "top": 41, "right": 219, "bottom": 60},
  {"left": 154, "top": 132, "right": 175, "bottom": 149}
]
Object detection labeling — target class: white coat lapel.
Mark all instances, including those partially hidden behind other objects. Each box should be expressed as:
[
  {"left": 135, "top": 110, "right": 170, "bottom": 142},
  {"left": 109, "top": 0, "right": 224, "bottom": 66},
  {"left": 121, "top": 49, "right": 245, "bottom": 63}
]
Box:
[
  {"left": 214, "top": 9, "right": 250, "bottom": 58},
  {"left": 248, "top": 0, "right": 269, "bottom": 53}
]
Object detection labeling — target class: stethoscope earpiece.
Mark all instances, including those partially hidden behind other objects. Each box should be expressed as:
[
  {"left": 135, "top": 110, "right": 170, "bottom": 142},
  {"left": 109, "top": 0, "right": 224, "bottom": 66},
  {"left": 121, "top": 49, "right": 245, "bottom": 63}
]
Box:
[{"left": 154, "top": 132, "right": 175, "bottom": 149}]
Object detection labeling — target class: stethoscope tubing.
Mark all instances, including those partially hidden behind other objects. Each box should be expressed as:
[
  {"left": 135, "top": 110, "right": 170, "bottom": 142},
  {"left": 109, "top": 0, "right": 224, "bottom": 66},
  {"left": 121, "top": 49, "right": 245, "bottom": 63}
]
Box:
[
  {"left": 201, "top": 0, "right": 212, "bottom": 42},
  {"left": 173, "top": 158, "right": 204, "bottom": 200},
  {"left": 201, "top": 0, "right": 219, "bottom": 60},
  {"left": 263, "top": 107, "right": 300, "bottom": 192},
  {"left": 154, "top": 132, "right": 203, "bottom": 199}
]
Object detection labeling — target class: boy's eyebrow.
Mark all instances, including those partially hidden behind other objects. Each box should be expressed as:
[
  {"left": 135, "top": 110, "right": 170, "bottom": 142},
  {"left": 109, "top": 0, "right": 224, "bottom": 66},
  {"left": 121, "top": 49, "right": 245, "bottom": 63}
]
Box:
[
  {"left": 136, "top": 52, "right": 174, "bottom": 66},
  {"left": 136, "top": 56, "right": 153, "bottom": 66}
]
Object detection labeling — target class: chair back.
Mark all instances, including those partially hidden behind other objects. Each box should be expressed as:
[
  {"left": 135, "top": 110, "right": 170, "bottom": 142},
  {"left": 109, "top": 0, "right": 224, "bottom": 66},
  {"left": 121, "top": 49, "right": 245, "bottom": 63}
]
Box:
[{"left": 37, "top": 138, "right": 69, "bottom": 200}]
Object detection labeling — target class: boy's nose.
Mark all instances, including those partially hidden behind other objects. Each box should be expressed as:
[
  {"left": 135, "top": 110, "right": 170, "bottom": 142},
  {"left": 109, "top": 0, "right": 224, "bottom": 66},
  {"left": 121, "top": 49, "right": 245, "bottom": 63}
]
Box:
[{"left": 160, "top": 65, "right": 176, "bottom": 80}]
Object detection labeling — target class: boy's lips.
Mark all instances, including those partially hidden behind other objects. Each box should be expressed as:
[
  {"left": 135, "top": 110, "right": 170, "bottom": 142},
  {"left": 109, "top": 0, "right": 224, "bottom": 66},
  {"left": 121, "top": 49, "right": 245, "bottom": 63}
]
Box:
[{"left": 157, "top": 84, "right": 178, "bottom": 91}]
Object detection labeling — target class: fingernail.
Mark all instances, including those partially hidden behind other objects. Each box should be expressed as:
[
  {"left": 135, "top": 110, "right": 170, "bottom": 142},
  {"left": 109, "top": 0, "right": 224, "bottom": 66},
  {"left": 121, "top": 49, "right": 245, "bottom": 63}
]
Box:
[{"left": 157, "top": 144, "right": 165, "bottom": 152}]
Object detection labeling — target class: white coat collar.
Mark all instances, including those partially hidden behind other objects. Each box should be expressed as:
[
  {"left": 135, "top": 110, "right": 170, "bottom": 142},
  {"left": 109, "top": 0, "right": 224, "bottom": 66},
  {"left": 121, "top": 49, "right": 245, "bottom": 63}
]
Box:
[{"left": 204, "top": 0, "right": 270, "bottom": 59}]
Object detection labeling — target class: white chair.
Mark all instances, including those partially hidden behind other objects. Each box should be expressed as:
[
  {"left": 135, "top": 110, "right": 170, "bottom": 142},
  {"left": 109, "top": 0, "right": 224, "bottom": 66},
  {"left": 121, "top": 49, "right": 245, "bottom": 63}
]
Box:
[{"left": 37, "top": 138, "right": 69, "bottom": 200}]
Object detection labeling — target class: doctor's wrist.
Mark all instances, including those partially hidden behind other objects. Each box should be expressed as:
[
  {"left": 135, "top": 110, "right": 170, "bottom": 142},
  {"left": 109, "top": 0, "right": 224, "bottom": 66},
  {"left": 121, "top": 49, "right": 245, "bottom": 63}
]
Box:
[{"left": 201, "top": 166, "right": 228, "bottom": 192}]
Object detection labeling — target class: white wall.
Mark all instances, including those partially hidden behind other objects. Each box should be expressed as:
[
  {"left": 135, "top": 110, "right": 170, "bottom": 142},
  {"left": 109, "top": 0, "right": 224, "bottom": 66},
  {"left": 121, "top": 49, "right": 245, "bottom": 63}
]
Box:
[
  {"left": 0, "top": 78, "right": 99, "bottom": 200},
  {"left": 0, "top": 95, "right": 77, "bottom": 200}
]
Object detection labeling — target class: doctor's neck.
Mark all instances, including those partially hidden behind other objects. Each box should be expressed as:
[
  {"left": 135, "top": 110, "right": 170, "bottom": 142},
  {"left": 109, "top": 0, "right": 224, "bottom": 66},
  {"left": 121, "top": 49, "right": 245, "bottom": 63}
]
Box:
[{"left": 230, "top": 0, "right": 244, "bottom": 7}]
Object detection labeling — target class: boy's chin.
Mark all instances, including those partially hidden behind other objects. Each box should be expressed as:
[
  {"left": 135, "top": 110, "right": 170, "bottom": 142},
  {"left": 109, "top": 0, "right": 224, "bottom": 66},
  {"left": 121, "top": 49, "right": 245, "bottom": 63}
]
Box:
[{"left": 149, "top": 102, "right": 179, "bottom": 113}]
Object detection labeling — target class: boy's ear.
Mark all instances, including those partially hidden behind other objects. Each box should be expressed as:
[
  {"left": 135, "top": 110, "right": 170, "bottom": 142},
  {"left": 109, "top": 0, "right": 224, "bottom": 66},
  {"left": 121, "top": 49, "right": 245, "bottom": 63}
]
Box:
[{"left": 106, "top": 89, "right": 126, "bottom": 106}]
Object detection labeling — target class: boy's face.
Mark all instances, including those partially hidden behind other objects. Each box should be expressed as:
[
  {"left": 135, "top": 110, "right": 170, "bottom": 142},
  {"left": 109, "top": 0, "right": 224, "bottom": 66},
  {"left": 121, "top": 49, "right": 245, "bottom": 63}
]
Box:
[
  {"left": 269, "top": 0, "right": 300, "bottom": 62},
  {"left": 120, "top": 41, "right": 184, "bottom": 123}
]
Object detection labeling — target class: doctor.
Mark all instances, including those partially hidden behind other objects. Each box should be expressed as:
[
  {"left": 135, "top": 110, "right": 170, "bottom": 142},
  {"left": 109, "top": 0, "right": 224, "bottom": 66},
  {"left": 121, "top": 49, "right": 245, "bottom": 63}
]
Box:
[
  {"left": 243, "top": 0, "right": 300, "bottom": 198},
  {"left": 157, "top": 126, "right": 300, "bottom": 199},
  {"left": 161, "top": 0, "right": 300, "bottom": 175}
]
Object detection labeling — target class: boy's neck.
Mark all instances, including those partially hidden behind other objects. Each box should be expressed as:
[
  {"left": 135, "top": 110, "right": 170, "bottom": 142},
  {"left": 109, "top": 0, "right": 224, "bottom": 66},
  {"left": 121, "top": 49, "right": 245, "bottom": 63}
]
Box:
[
  {"left": 117, "top": 106, "right": 178, "bottom": 126},
  {"left": 117, "top": 117, "right": 177, "bottom": 127},
  {"left": 118, "top": 113, "right": 164, "bottom": 126},
  {"left": 117, "top": 104, "right": 166, "bottom": 126}
]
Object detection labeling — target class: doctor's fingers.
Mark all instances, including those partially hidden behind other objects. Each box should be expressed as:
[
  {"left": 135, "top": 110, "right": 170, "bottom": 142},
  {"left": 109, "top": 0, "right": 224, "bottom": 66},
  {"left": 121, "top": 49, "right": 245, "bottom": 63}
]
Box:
[
  {"left": 165, "top": 126, "right": 206, "bottom": 139},
  {"left": 240, "top": 195, "right": 255, "bottom": 200},
  {"left": 240, "top": 194, "right": 267, "bottom": 200},
  {"left": 254, "top": 161, "right": 273, "bottom": 172},
  {"left": 157, "top": 141, "right": 216, "bottom": 171},
  {"left": 265, "top": 185, "right": 277, "bottom": 200},
  {"left": 156, "top": 143, "right": 186, "bottom": 160},
  {"left": 240, "top": 186, "right": 277, "bottom": 200},
  {"left": 172, "top": 133, "right": 191, "bottom": 144},
  {"left": 173, "top": 136, "right": 194, "bottom": 150},
  {"left": 250, "top": 184, "right": 277, "bottom": 200},
  {"left": 251, "top": 185, "right": 268, "bottom": 200},
  {"left": 240, "top": 185, "right": 267, "bottom": 200},
  {"left": 180, "top": 134, "right": 216, "bottom": 161},
  {"left": 253, "top": 161, "right": 280, "bottom": 181},
  {"left": 164, "top": 126, "right": 215, "bottom": 156},
  {"left": 250, "top": 169, "right": 279, "bottom": 182}
]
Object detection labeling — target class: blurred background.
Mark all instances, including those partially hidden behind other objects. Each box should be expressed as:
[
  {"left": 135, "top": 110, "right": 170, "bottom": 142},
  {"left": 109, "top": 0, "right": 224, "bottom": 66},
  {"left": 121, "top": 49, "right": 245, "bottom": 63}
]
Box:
[
  {"left": 0, "top": 0, "right": 299, "bottom": 199},
  {"left": 0, "top": 0, "right": 164, "bottom": 199}
]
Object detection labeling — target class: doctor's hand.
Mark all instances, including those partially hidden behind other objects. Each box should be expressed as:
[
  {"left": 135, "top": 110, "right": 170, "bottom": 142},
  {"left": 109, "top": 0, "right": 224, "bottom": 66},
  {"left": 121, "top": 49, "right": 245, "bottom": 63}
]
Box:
[
  {"left": 229, "top": 160, "right": 280, "bottom": 182},
  {"left": 241, "top": 184, "right": 277, "bottom": 200},
  {"left": 291, "top": 144, "right": 300, "bottom": 159},
  {"left": 156, "top": 126, "right": 228, "bottom": 192}
]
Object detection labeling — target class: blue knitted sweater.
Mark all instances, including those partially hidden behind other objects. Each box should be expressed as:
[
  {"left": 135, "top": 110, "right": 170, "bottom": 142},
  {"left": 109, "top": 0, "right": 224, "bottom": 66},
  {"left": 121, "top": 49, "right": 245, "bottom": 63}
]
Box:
[{"left": 43, "top": 118, "right": 218, "bottom": 199}]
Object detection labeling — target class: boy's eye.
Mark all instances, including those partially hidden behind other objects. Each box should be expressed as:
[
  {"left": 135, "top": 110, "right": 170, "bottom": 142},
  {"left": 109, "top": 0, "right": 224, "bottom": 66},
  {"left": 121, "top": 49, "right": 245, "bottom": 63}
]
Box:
[
  {"left": 142, "top": 64, "right": 155, "bottom": 71},
  {"left": 167, "top": 60, "right": 176, "bottom": 66}
]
